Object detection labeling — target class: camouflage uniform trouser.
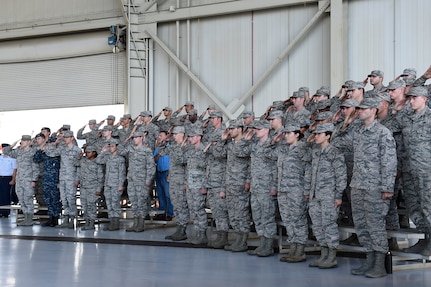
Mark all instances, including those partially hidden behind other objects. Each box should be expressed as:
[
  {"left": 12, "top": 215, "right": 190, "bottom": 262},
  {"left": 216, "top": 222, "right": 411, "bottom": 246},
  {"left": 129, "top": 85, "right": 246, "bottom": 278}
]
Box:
[
  {"left": 128, "top": 181, "right": 151, "bottom": 217},
  {"left": 412, "top": 171, "right": 431, "bottom": 233},
  {"left": 351, "top": 188, "right": 389, "bottom": 253},
  {"left": 250, "top": 192, "right": 277, "bottom": 239},
  {"left": 207, "top": 187, "right": 229, "bottom": 232},
  {"left": 186, "top": 188, "right": 207, "bottom": 232},
  {"left": 16, "top": 179, "right": 34, "bottom": 214},
  {"left": 43, "top": 182, "right": 61, "bottom": 217},
  {"left": 404, "top": 170, "right": 430, "bottom": 233},
  {"left": 170, "top": 181, "right": 189, "bottom": 226},
  {"left": 309, "top": 197, "right": 339, "bottom": 248},
  {"left": 226, "top": 185, "right": 250, "bottom": 233},
  {"left": 80, "top": 186, "right": 99, "bottom": 220},
  {"left": 59, "top": 179, "right": 77, "bottom": 216},
  {"left": 278, "top": 190, "right": 308, "bottom": 245}
]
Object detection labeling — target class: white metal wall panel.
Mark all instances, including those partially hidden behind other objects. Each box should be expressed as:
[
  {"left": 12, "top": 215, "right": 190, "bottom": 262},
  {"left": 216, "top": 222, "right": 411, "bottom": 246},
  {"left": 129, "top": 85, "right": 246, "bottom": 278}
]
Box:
[
  {"left": 153, "top": 3, "right": 327, "bottom": 117},
  {"left": 347, "top": 0, "right": 431, "bottom": 83},
  {"left": 0, "top": 52, "right": 126, "bottom": 111}
]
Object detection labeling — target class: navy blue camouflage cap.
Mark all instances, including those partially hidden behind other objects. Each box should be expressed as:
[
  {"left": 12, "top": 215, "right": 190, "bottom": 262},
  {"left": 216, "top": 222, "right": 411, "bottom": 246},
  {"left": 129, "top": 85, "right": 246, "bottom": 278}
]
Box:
[
  {"left": 267, "top": 110, "right": 284, "bottom": 120},
  {"left": 340, "top": 99, "right": 359, "bottom": 108},
  {"left": 357, "top": 98, "right": 380, "bottom": 109},
  {"left": 387, "top": 79, "right": 406, "bottom": 90},
  {"left": 368, "top": 70, "right": 384, "bottom": 77},
  {"left": 313, "top": 123, "right": 335, "bottom": 134},
  {"left": 406, "top": 86, "right": 429, "bottom": 97}
]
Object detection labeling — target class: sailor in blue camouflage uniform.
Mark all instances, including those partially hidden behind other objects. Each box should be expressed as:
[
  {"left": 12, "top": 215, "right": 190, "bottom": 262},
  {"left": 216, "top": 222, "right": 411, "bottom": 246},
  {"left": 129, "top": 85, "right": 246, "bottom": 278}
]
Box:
[
  {"left": 350, "top": 98, "right": 397, "bottom": 278},
  {"left": 33, "top": 134, "right": 61, "bottom": 227},
  {"left": 234, "top": 120, "right": 277, "bottom": 257}
]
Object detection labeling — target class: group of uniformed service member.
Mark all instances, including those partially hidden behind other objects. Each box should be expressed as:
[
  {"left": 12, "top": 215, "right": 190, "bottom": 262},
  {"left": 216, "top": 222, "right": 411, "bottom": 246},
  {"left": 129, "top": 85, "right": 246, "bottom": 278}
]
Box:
[{"left": 3, "top": 65, "right": 431, "bottom": 279}]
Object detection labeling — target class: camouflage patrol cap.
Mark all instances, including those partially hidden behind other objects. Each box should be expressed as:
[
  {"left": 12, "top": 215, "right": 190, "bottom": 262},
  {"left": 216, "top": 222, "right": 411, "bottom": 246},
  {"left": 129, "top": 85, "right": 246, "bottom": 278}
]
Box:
[
  {"left": 253, "top": 120, "right": 271, "bottom": 130},
  {"left": 61, "top": 124, "right": 71, "bottom": 131},
  {"left": 317, "top": 99, "right": 332, "bottom": 110},
  {"left": 88, "top": 119, "right": 96, "bottom": 125},
  {"left": 342, "top": 80, "right": 355, "bottom": 89},
  {"left": 187, "top": 109, "right": 198, "bottom": 115},
  {"left": 282, "top": 124, "right": 301, "bottom": 133},
  {"left": 340, "top": 99, "right": 360, "bottom": 108},
  {"left": 208, "top": 111, "right": 223, "bottom": 118},
  {"left": 298, "top": 87, "right": 309, "bottom": 93},
  {"left": 314, "top": 86, "right": 331, "bottom": 97},
  {"left": 406, "top": 86, "right": 429, "bottom": 97},
  {"left": 368, "top": 70, "right": 384, "bottom": 78},
  {"left": 107, "top": 139, "right": 119, "bottom": 145},
  {"left": 85, "top": 145, "right": 97, "bottom": 152},
  {"left": 107, "top": 115, "right": 115, "bottom": 120},
  {"left": 346, "top": 81, "right": 365, "bottom": 91},
  {"left": 290, "top": 91, "right": 299, "bottom": 98},
  {"left": 267, "top": 110, "right": 284, "bottom": 120},
  {"left": 357, "top": 98, "right": 380, "bottom": 109},
  {"left": 291, "top": 90, "right": 306, "bottom": 98},
  {"left": 187, "top": 128, "right": 203, "bottom": 137},
  {"left": 228, "top": 119, "right": 243, "bottom": 128},
  {"left": 375, "top": 92, "right": 391, "bottom": 103},
  {"left": 123, "top": 114, "right": 132, "bottom": 119},
  {"left": 102, "top": 125, "right": 113, "bottom": 131},
  {"left": 162, "top": 107, "right": 173, "bottom": 112},
  {"left": 172, "top": 126, "right": 185, "bottom": 134},
  {"left": 133, "top": 131, "right": 144, "bottom": 137},
  {"left": 185, "top": 101, "right": 195, "bottom": 106},
  {"left": 140, "top": 111, "right": 152, "bottom": 117},
  {"left": 241, "top": 111, "right": 255, "bottom": 118},
  {"left": 401, "top": 68, "right": 417, "bottom": 78},
  {"left": 271, "top": 101, "right": 285, "bottom": 110},
  {"left": 63, "top": 131, "right": 74, "bottom": 138},
  {"left": 313, "top": 123, "right": 335, "bottom": 134},
  {"left": 315, "top": 111, "right": 334, "bottom": 121},
  {"left": 207, "top": 104, "right": 216, "bottom": 110},
  {"left": 298, "top": 118, "right": 311, "bottom": 128},
  {"left": 386, "top": 79, "right": 406, "bottom": 90},
  {"left": 21, "top": 135, "right": 32, "bottom": 141}
]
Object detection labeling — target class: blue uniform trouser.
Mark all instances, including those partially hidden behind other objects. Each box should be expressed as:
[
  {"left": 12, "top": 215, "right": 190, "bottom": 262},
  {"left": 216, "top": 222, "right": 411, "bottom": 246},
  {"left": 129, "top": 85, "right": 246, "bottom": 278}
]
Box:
[
  {"left": 156, "top": 171, "right": 173, "bottom": 216},
  {"left": 0, "top": 177, "right": 12, "bottom": 216},
  {"left": 42, "top": 181, "right": 61, "bottom": 217}
]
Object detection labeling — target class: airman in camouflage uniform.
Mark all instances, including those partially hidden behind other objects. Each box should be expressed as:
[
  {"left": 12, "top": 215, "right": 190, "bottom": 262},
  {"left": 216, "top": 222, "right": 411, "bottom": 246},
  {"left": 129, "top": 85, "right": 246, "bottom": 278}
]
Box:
[
  {"left": 136, "top": 111, "right": 160, "bottom": 151},
  {"left": 4, "top": 135, "right": 39, "bottom": 226},
  {"left": 77, "top": 119, "right": 101, "bottom": 146},
  {"left": 266, "top": 124, "right": 312, "bottom": 263},
  {"left": 45, "top": 131, "right": 81, "bottom": 228},
  {"left": 77, "top": 145, "right": 104, "bottom": 230},
  {"left": 203, "top": 111, "right": 229, "bottom": 249},
  {"left": 213, "top": 119, "right": 251, "bottom": 252},
  {"left": 96, "top": 139, "right": 126, "bottom": 231},
  {"left": 308, "top": 123, "right": 346, "bottom": 269},
  {"left": 284, "top": 90, "right": 311, "bottom": 127},
  {"left": 234, "top": 120, "right": 277, "bottom": 257},
  {"left": 350, "top": 98, "right": 397, "bottom": 278},
  {"left": 162, "top": 126, "right": 189, "bottom": 241},
  {"left": 183, "top": 127, "right": 208, "bottom": 245},
  {"left": 118, "top": 132, "right": 155, "bottom": 232}
]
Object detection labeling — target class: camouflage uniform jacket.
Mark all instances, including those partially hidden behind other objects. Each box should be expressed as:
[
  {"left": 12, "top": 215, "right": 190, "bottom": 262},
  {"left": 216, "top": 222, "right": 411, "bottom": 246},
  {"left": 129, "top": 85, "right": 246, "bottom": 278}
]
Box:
[
  {"left": 77, "top": 156, "right": 104, "bottom": 191},
  {"left": 184, "top": 143, "right": 207, "bottom": 189},
  {"left": 95, "top": 152, "right": 126, "bottom": 187},
  {"left": 4, "top": 146, "right": 39, "bottom": 181},
  {"left": 45, "top": 144, "right": 81, "bottom": 181},
  {"left": 118, "top": 144, "right": 155, "bottom": 184}
]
